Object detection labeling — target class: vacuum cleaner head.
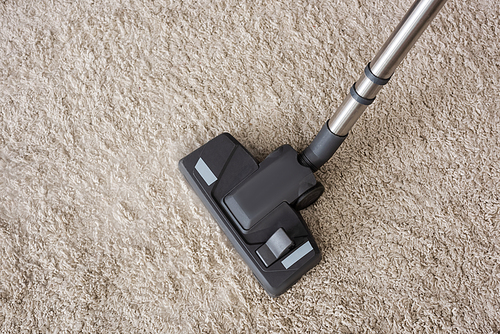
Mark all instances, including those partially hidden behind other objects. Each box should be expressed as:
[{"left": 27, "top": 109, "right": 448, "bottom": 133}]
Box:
[{"left": 179, "top": 133, "right": 325, "bottom": 296}]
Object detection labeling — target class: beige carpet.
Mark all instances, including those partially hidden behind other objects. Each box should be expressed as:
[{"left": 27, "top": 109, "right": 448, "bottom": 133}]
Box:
[{"left": 1, "top": 0, "right": 499, "bottom": 332}]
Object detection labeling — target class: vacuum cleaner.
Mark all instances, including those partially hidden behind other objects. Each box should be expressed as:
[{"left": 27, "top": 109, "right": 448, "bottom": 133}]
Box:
[{"left": 179, "top": 0, "right": 448, "bottom": 296}]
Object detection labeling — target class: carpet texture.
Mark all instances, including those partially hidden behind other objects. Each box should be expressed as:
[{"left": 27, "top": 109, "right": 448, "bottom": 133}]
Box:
[{"left": 1, "top": 0, "right": 499, "bottom": 332}]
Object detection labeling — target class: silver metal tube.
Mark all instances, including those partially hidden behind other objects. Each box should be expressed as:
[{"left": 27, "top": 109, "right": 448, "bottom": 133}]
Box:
[
  {"left": 328, "top": 0, "right": 447, "bottom": 136},
  {"left": 370, "top": 0, "right": 448, "bottom": 79},
  {"left": 328, "top": 95, "right": 369, "bottom": 136}
]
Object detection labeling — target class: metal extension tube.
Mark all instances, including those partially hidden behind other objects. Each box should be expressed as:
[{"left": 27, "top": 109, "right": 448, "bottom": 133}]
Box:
[
  {"left": 328, "top": 0, "right": 448, "bottom": 136},
  {"left": 300, "top": 0, "right": 448, "bottom": 171}
]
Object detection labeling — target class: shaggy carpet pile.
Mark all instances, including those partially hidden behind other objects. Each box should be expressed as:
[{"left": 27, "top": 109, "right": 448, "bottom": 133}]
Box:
[{"left": 1, "top": 0, "right": 499, "bottom": 332}]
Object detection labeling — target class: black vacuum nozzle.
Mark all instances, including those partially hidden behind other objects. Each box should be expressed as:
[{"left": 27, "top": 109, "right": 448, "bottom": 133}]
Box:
[{"left": 179, "top": 133, "right": 323, "bottom": 296}]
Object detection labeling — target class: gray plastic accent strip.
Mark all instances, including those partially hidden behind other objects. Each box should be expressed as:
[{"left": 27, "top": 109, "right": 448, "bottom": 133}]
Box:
[
  {"left": 195, "top": 158, "right": 217, "bottom": 186},
  {"left": 282, "top": 241, "right": 313, "bottom": 269}
]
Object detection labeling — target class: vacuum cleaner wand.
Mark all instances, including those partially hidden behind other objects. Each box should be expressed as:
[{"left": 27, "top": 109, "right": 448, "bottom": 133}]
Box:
[
  {"left": 300, "top": 0, "right": 447, "bottom": 172},
  {"left": 179, "top": 0, "right": 448, "bottom": 296}
]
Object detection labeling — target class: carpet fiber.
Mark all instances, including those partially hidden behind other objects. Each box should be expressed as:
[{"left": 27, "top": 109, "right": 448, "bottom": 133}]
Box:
[{"left": 1, "top": 0, "right": 499, "bottom": 332}]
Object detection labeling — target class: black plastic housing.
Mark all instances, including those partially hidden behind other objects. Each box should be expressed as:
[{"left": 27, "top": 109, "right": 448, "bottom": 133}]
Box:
[{"left": 179, "top": 133, "right": 322, "bottom": 297}]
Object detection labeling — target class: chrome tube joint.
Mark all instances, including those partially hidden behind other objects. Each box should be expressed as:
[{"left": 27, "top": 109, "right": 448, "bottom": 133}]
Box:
[
  {"left": 300, "top": 0, "right": 448, "bottom": 171},
  {"left": 328, "top": 0, "right": 448, "bottom": 137}
]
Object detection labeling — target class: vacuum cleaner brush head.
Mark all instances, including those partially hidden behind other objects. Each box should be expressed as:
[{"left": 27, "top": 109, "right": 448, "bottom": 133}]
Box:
[{"left": 179, "top": 133, "right": 324, "bottom": 296}]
